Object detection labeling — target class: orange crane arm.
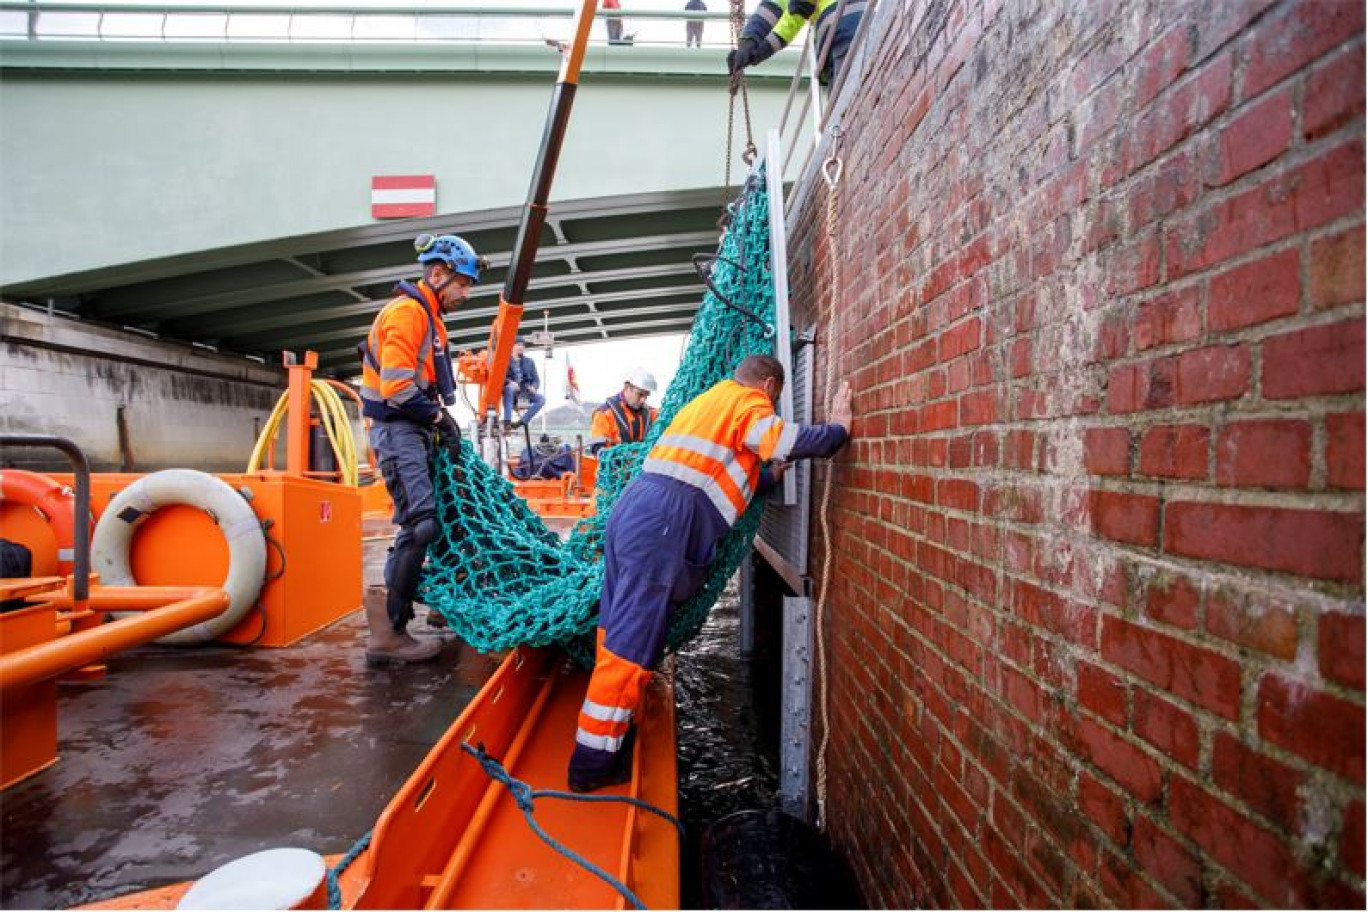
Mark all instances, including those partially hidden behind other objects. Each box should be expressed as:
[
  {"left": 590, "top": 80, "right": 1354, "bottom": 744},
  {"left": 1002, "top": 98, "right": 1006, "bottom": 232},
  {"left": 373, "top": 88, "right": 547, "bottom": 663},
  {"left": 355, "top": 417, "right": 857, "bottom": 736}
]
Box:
[{"left": 476, "top": 0, "right": 600, "bottom": 421}]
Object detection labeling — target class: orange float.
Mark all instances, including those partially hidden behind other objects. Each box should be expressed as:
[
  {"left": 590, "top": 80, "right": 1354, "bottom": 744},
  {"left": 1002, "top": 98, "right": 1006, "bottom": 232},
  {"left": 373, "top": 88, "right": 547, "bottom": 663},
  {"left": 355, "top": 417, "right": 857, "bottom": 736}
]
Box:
[{"left": 0, "top": 469, "right": 89, "bottom": 577}]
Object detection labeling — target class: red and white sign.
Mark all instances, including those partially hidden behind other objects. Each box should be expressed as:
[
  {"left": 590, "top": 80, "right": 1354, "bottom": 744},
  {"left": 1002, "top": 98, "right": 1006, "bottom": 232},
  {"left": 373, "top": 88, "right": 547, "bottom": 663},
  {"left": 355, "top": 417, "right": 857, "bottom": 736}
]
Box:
[{"left": 371, "top": 175, "right": 436, "bottom": 219}]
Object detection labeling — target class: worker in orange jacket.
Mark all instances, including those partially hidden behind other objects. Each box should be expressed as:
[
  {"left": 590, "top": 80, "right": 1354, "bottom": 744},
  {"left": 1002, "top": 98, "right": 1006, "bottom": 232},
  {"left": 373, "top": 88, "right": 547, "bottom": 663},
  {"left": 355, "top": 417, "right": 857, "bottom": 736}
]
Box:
[
  {"left": 568, "top": 354, "right": 853, "bottom": 792},
  {"left": 360, "top": 233, "right": 484, "bottom": 664},
  {"left": 586, "top": 366, "right": 659, "bottom": 456}
]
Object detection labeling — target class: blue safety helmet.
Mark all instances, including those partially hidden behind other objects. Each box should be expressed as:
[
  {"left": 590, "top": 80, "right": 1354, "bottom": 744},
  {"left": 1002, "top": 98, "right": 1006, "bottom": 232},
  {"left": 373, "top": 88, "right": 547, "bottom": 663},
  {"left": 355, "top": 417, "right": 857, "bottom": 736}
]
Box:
[{"left": 414, "top": 233, "right": 482, "bottom": 282}]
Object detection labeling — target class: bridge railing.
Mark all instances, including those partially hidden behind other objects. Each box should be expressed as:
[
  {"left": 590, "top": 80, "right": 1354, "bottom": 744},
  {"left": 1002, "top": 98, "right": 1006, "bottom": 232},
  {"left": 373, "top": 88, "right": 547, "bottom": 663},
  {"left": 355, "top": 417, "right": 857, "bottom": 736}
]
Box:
[{"left": 0, "top": 1, "right": 782, "bottom": 50}]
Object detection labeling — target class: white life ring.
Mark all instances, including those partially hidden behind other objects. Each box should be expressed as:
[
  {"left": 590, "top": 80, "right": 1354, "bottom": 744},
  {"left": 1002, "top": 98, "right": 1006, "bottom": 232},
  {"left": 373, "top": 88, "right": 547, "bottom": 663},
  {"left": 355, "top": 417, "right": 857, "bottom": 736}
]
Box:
[{"left": 93, "top": 469, "right": 267, "bottom": 645}]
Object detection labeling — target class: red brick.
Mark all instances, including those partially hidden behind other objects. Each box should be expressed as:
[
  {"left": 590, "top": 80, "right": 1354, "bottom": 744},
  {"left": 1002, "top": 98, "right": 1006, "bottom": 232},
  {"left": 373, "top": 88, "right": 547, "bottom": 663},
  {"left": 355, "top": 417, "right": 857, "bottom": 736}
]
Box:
[
  {"left": 1166, "top": 141, "right": 1364, "bottom": 277},
  {"left": 1209, "top": 87, "right": 1294, "bottom": 185},
  {"left": 1169, "top": 775, "right": 1308, "bottom": 907},
  {"left": 1257, "top": 674, "right": 1365, "bottom": 781},
  {"left": 1133, "top": 690, "right": 1200, "bottom": 769},
  {"left": 1129, "top": 151, "right": 1199, "bottom": 230},
  {"left": 959, "top": 389, "right": 999, "bottom": 426},
  {"left": 1305, "top": 44, "right": 1365, "bottom": 140},
  {"left": 1071, "top": 716, "right": 1163, "bottom": 804},
  {"left": 1101, "top": 615, "right": 1242, "bottom": 718},
  {"left": 1327, "top": 413, "right": 1365, "bottom": 490},
  {"left": 1310, "top": 226, "right": 1366, "bottom": 310},
  {"left": 1143, "top": 575, "right": 1200, "bottom": 630},
  {"left": 1211, "top": 731, "right": 1305, "bottom": 831},
  {"left": 1108, "top": 359, "right": 1173, "bottom": 414},
  {"left": 1262, "top": 319, "right": 1366, "bottom": 399},
  {"left": 1318, "top": 611, "right": 1366, "bottom": 691},
  {"left": 1139, "top": 424, "right": 1210, "bottom": 480},
  {"left": 1077, "top": 770, "right": 1129, "bottom": 846},
  {"left": 1089, "top": 490, "right": 1160, "bottom": 547},
  {"left": 939, "top": 317, "right": 982, "bottom": 361},
  {"left": 937, "top": 478, "right": 980, "bottom": 512},
  {"left": 1215, "top": 419, "right": 1312, "bottom": 488},
  {"left": 1084, "top": 427, "right": 1131, "bottom": 476},
  {"left": 1077, "top": 660, "right": 1128, "bottom": 726},
  {"left": 1204, "top": 593, "right": 1299, "bottom": 660},
  {"left": 1126, "top": 51, "right": 1235, "bottom": 174},
  {"left": 1208, "top": 247, "right": 1300, "bottom": 331},
  {"left": 1164, "top": 501, "right": 1363, "bottom": 582},
  {"left": 1133, "top": 287, "right": 1202, "bottom": 350},
  {"left": 1175, "top": 344, "right": 1251, "bottom": 404},
  {"left": 1133, "top": 814, "right": 1204, "bottom": 907},
  {"left": 1134, "top": 25, "right": 1191, "bottom": 111},
  {"left": 1344, "top": 800, "right": 1365, "bottom": 879},
  {"left": 1243, "top": 0, "right": 1365, "bottom": 98}
]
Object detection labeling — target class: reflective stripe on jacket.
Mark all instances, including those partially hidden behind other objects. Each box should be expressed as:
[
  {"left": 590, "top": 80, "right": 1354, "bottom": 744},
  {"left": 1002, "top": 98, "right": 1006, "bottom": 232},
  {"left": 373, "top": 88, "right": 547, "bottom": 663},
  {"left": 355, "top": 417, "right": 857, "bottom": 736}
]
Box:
[
  {"left": 741, "top": 0, "right": 866, "bottom": 69},
  {"left": 588, "top": 393, "right": 658, "bottom": 453},
  {"left": 641, "top": 379, "right": 796, "bottom": 525},
  {"left": 360, "top": 281, "right": 447, "bottom": 424}
]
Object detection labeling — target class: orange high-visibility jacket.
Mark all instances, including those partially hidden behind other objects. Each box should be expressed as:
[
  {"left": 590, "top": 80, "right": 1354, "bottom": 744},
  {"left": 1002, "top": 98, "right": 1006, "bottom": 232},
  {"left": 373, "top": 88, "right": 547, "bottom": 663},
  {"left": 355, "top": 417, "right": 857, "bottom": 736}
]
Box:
[
  {"left": 360, "top": 282, "right": 447, "bottom": 424},
  {"left": 641, "top": 379, "right": 796, "bottom": 525},
  {"left": 588, "top": 393, "right": 658, "bottom": 454}
]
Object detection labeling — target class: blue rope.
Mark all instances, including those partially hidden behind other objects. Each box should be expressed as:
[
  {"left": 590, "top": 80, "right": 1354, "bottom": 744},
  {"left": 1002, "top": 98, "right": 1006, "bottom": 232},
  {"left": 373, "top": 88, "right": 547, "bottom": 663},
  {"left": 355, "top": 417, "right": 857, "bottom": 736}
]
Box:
[
  {"left": 460, "top": 742, "right": 685, "bottom": 911},
  {"left": 326, "top": 830, "right": 372, "bottom": 910}
]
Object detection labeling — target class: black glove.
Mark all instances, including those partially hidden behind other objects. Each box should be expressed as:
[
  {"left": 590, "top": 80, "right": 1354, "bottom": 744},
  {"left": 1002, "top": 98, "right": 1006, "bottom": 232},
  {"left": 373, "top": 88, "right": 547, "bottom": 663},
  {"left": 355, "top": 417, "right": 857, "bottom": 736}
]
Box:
[
  {"left": 727, "top": 38, "right": 758, "bottom": 74},
  {"left": 434, "top": 410, "right": 462, "bottom": 447}
]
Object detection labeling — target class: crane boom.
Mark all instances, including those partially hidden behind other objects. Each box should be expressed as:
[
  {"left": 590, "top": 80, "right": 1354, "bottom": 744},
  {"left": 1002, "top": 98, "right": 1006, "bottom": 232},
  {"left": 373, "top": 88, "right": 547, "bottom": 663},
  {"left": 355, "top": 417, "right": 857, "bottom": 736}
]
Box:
[{"left": 474, "top": 0, "right": 600, "bottom": 425}]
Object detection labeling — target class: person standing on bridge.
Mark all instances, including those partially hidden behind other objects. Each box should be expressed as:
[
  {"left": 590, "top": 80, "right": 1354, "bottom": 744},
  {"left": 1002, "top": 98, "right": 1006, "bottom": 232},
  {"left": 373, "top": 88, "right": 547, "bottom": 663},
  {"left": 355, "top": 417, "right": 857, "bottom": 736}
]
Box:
[
  {"left": 586, "top": 367, "right": 659, "bottom": 456},
  {"left": 684, "top": 0, "right": 707, "bottom": 48},
  {"left": 359, "top": 233, "right": 484, "bottom": 664},
  {"left": 568, "top": 354, "right": 853, "bottom": 792},
  {"left": 727, "top": 0, "right": 864, "bottom": 84}
]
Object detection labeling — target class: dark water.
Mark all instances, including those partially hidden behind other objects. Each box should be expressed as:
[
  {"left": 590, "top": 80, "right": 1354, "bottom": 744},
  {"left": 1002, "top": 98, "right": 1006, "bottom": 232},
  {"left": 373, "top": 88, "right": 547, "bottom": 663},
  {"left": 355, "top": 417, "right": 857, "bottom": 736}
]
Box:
[{"left": 674, "top": 578, "right": 781, "bottom": 908}]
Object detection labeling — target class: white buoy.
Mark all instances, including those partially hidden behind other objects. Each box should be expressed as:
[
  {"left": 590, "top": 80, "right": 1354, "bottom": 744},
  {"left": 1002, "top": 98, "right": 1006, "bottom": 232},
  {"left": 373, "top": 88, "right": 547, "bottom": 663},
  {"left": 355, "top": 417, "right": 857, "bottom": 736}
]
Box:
[{"left": 177, "top": 847, "right": 327, "bottom": 910}]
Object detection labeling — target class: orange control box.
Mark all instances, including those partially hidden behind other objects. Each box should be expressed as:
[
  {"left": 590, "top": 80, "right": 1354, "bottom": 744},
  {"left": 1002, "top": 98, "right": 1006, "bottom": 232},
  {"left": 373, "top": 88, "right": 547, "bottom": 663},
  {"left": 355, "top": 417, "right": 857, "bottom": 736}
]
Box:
[{"left": 47, "top": 472, "right": 361, "bottom": 648}]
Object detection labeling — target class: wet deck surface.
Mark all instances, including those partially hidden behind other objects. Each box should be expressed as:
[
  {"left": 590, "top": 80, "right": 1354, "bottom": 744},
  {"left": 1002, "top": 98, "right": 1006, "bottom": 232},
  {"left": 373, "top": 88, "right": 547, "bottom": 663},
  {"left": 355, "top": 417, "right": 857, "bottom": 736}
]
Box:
[{"left": 0, "top": 536, "right": 501, "bottom": 910}]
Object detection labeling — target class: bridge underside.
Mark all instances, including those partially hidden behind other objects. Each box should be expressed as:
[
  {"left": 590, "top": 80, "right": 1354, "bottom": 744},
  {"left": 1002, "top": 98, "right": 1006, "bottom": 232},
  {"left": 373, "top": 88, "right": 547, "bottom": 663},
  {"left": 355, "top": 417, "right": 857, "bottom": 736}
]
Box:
[{"left": 4, "top": 187, "right": 730, "bottom": 375}]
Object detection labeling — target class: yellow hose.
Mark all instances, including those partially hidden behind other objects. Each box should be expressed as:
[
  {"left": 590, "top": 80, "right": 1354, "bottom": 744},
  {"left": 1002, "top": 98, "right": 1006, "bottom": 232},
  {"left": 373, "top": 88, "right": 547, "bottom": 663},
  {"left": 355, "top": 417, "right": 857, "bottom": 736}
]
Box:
[{"left": 246, "top": 380, "right": 362, "bottom": 486}]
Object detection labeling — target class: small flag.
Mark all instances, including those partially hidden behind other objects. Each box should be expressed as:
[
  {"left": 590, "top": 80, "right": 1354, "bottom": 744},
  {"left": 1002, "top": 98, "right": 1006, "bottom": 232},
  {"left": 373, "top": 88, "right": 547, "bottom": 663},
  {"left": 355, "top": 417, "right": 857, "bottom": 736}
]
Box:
[
  {"left": 566, "top": 359, "right": 581, "bottom": 404},
  {"left": 371, "top": 175, "right": 436, "bottom": 219}
]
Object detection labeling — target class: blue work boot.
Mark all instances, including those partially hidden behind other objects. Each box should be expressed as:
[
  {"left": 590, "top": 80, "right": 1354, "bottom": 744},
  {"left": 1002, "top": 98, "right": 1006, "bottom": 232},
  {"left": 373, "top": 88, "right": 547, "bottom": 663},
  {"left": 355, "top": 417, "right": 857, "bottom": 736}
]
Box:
[{"left": 567, "top": 728, "right": 636, "bottom": 793}]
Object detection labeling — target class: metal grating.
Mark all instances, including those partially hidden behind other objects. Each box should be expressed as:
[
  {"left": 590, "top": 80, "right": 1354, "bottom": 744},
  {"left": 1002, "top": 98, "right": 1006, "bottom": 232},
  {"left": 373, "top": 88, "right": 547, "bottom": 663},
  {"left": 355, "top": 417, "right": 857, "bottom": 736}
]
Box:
[{"left": 759, "top": 338, "right": 814, "bottom": 575}]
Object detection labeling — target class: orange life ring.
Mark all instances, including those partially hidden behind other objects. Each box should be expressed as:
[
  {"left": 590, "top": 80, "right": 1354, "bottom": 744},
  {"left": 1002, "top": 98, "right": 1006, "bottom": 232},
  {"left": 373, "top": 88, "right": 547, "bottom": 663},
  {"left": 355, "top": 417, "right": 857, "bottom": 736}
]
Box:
[{"left": 0, "top": 469, "right": 85, "bottom": 575}]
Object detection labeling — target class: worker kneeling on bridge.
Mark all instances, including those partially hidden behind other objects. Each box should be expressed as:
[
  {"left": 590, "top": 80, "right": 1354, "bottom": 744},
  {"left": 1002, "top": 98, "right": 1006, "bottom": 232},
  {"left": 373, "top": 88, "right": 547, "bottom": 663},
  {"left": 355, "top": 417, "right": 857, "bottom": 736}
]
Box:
[
  {"left": 727, "top": 0, "right": 865, "bottom": 84},
  {"left": 586, "top": 367, "right": 659, "bottom": 456},
  {"left": 569, "top": 355, "right": 853, "bottom": 792},
  {"left": 359, "top": 233, "right": 483, "bottom": 664}
]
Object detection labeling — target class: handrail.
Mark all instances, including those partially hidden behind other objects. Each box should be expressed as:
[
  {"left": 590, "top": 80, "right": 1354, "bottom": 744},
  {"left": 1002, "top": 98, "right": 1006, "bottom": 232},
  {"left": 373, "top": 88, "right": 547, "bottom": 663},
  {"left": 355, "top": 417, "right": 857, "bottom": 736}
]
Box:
[
  {"left": 0, "top": 435, "right": 91, "bottom": 604},
  {"left": 0, "top": 2, "right": 747, "bottom": 47}
]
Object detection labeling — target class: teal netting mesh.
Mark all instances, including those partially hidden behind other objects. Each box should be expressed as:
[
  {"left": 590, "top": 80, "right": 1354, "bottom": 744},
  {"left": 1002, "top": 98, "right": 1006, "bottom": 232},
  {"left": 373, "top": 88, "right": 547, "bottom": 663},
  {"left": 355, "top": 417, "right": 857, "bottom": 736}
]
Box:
[{"left": 420, "top": 166, "right": 778, "bottom": 662}]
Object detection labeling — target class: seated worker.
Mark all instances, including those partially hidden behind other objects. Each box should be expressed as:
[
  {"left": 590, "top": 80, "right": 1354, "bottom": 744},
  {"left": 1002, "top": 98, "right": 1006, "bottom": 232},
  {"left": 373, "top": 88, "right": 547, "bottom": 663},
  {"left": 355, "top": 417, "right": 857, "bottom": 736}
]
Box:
[
  {"left": 568, "top": 354, "right": 853, "bottom": 792},
  {"left": 587, "top": 367, "right": 660, "bottom": 456},
  {"left": 502, "top": 337, "right": 546, "bottom": 430},
  {"left": 727, "top": 0, "right": 865, "bottom": 85}
]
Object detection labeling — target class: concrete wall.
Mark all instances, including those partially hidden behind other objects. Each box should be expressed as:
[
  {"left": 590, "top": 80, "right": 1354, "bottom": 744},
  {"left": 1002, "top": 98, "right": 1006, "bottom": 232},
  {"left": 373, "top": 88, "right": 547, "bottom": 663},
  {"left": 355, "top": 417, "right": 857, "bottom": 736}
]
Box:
[
  {"left": 789, "top": 0, "right": 1364, "bottom": 907},
  {"left": 1, "top": 303, "right": 284, "bottom": 472},
  {"left": 0, "top": 65, "right": 792, "bottom": 285}
]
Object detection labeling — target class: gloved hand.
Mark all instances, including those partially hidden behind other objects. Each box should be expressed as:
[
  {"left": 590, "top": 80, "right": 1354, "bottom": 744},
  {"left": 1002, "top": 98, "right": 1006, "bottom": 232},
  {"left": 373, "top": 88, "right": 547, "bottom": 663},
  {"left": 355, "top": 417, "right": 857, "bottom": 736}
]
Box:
[
  {"left": 434, "top": 410, "right": 462, "bottom": 447},
  {"left": 727, "top": 38, "right": 758, "bottom": 74}
]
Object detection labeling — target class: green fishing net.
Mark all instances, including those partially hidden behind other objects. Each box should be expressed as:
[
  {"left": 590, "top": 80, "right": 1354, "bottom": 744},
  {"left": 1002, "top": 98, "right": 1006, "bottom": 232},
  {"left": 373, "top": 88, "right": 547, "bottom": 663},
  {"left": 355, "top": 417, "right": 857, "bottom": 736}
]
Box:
[{"left": 420, "top": 167, "right": 778, "bottom": 661}]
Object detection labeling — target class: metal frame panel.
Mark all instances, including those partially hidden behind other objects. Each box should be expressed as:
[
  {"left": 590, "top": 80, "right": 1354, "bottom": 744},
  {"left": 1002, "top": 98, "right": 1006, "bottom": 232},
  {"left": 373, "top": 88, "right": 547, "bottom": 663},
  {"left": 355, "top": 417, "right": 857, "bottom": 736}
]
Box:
[{"left": 779, "top": 595, "right": 813, "bottom": 819}]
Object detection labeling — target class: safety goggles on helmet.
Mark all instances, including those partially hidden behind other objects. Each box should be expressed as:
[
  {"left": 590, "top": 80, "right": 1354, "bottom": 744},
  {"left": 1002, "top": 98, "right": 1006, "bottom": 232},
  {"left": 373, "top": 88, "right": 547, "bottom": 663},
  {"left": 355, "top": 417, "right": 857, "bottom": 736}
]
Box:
[{"left": 415, "top": 233, "right": 485, "bottom": 283}]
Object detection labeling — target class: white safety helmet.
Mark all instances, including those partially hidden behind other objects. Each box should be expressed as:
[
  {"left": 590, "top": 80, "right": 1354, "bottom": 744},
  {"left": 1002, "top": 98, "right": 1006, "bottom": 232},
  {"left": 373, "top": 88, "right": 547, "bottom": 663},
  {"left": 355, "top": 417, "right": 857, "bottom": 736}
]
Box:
[{"left": 625, "top": 367, "right": 658, "bottom": 394}]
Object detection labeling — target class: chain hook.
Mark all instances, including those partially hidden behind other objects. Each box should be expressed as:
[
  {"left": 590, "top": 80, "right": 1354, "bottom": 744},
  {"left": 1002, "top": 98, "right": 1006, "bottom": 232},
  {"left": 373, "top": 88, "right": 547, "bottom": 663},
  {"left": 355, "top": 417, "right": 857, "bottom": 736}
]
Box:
[{"left": 741, "top": 142, "right": 757, "bottom": 166}]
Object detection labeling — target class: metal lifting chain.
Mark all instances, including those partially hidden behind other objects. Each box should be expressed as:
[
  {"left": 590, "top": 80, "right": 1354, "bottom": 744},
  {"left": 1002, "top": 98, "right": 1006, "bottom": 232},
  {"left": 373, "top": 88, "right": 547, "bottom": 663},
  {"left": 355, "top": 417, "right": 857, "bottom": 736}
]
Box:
[
  {"left": 722, "top": 0, "right": 757, "bottom": 214},
  {"left": 814, "top": 127, "right": 844, "bottom": 833}
]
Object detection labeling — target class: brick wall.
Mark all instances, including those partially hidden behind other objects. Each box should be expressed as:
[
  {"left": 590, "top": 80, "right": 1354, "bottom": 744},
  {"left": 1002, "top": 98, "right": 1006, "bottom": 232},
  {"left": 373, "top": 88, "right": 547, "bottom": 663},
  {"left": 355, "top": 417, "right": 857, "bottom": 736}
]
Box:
[{"left": 787, "top": 0, "right": 1364, "bottom": 906}]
